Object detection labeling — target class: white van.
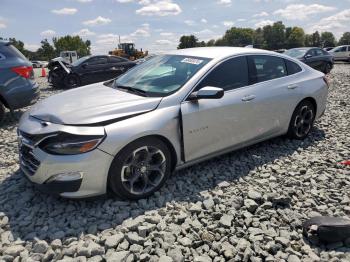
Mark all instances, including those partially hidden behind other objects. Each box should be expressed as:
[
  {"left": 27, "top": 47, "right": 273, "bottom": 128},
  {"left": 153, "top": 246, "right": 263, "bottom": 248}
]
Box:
[
  {"left": 329, "top": 45, "right": 350, "bottom": 62},
  {"left": 59, "top": 51, "right": 78, "bottom": 64}
]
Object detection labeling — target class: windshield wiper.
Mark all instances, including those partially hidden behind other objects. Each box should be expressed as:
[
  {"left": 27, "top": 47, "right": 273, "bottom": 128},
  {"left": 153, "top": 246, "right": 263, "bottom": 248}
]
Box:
[{"left": 116, "top": 85, "right": 148, "bottom": 97}]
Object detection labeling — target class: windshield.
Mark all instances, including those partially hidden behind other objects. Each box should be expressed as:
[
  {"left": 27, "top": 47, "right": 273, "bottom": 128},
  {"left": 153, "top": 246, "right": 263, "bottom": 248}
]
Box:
[
  {"left": 284, "top": 49, "right": 308, "bottom": 58},
  {"left": 71, "top": 55, "right": 90, "bottom": 66},
  {"left": 114, "top": 55, "right": 211, "bottom": 97}
]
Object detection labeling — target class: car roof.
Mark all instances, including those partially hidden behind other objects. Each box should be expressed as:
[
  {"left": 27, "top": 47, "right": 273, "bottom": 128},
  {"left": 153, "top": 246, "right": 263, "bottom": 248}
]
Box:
[
  {"left": 0, "top": 40, "right": 10, "bottom": 46},
  {"left": 166, "top": 47, "right": 276, "bottom": 59},
  {"left": 290, "top": 47, "right": 314, "bottom": 50}
]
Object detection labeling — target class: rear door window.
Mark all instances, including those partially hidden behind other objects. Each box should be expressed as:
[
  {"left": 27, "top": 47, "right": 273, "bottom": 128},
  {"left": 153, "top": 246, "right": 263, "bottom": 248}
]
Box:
[
  {"left": 285, "top": 59, "right": 302, "bottom": 75},
  {"left": 315, "top": 49, "right": 324, "bottom": 56},
  {"left": 88, "top": 57, "right": 108, "bottom": 65},
  {"left": 0, "top": 44, "right": 27, "bottom": 60},
  {"left": 109, "top": 56, "right": 125, "bottom": 63},
  {"left": 247, "top": 55, "right": 287, "bottom": 84},
  {"left": 196, "top": 56, "right": 249, "bottom": 91}
]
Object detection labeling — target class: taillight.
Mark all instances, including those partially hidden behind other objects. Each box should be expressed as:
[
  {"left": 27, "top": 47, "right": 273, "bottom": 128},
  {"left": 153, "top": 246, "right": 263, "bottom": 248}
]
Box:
[{"left": 11, "top": 66, "right": 33, "bottom": 79}]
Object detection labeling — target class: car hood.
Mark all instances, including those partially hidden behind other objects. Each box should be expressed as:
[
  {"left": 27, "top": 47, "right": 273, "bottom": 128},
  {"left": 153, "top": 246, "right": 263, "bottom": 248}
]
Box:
[{"left": 30, "top": 83, "right": 162, "bottom": 125}]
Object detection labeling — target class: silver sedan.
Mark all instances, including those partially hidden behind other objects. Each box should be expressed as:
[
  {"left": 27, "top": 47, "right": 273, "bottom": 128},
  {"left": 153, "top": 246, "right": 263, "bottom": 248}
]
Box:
[{"left": 18, "top": 47, "right": 328, "bottom": 199}]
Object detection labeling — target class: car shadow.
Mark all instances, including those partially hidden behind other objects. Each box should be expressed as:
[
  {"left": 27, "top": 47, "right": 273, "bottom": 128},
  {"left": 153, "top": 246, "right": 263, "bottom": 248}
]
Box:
[
  {"left": 0, "top": 127, "right": 326, "bottom": 242},
  {"left": 0, "top": 110, "right": 24, "bottom": 128}
]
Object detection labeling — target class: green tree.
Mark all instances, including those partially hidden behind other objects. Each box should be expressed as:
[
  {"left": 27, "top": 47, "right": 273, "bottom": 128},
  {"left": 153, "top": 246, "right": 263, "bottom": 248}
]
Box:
[
  {"left": 8, "top": 37, "right": 26, "bottom": 53},
  {"left": 271, "top": 21, "right": 286, "bottom": 50},
  {"left": 206, "top": 39, "right": 215, "bottom": 46},
  {"left": 53, "top": 35, "right": 91, "bottom": 57},
  {"left": 220, "top": 27, "right": 255, "bottom": 47},
  {"left": 37, "top": 39, "right": 56, "bottom": 61},
  {"left": 253, "top": 28, "right": 264, "bottom": 49},
  {"left": 320, "top": 32, "right": 337, "bottom": 47},
  {"left": 262, "top": 25, "right": 273, "bottom": 49},
  {"left": 177, "top": 35, "right": 200, "bottom": 49},
  {"left": 304, "top": 34, "right": 313, "bottom": 47},
  {"left": 311, "top": 31, "right": 321, "bottom": 47},
  {"left": 286, "top": 27, "right": 305, "bottom": 48},
  {"left": 338, "top": 32, "right": 350, "bottom": 45},
  {"left": 198, "top": 41, "right": 206, "bottom": 47}
]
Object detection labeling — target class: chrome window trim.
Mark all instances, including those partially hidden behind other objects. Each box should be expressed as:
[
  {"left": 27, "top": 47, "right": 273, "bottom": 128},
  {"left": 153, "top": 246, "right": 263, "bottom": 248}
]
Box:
[{"left": 182, "top": 53, "right": 305, "bottom": 102}]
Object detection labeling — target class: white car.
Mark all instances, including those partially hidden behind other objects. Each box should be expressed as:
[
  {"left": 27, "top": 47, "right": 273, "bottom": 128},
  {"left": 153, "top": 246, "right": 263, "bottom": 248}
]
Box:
[
  {"left": 329, "top": 45, "right": 350, "bottom": 62},
  {"left": 18, "top": 47, "right": 329, "bottom": 199}
]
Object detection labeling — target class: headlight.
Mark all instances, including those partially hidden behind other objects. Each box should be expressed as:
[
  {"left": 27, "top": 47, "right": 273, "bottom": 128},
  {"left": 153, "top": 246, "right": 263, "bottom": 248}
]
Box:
[{"left": 40, "top": 133, "right": 105, "bottom": 155}]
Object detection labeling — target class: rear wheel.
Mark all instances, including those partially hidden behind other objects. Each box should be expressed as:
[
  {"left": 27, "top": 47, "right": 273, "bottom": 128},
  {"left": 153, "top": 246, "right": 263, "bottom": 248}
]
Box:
[
  {"left": 323, "top": 63, "right": 332, "bottom": 74},
  {"left": 287, "top": 100, "right": 316, "bottom": 140},
  {"left": 0, "top": 102, "right": 5, "bottom": 125},
  {"left": 64, "top": 74, "right": 80, "bottom": 89},
  {"left": 108, "top": 137, "right": 171, "bottom": 200}
]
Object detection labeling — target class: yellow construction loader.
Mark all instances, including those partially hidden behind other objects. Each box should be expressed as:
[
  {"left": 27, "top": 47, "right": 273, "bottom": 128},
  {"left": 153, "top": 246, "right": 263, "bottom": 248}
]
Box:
[{"left": 109, "top": 43, "right": 148, "bottom": 61}]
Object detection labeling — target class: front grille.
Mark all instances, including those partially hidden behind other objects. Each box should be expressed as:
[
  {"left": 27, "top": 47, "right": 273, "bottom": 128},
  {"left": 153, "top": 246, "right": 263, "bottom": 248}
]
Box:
[
  {"left": 18, "top": 131, "right": 42, "bottom": 176},
  {"left": 19, "top": 144, "right": 40, "bottom": 176}
]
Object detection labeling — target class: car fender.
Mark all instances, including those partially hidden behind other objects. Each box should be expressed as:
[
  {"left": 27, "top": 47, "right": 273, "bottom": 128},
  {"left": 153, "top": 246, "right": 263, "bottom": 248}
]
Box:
[{"left": 99, "top": 105, "right": 183, "bottom": 166}]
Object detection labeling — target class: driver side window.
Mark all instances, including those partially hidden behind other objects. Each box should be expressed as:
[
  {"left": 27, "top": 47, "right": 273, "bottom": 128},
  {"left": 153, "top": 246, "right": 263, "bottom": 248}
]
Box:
[
  {"left": 196, "top": 56, "right": 249, "bottom": 91},
  {"left": 88, "top": 57, "right": 108, "bottom": 65}
]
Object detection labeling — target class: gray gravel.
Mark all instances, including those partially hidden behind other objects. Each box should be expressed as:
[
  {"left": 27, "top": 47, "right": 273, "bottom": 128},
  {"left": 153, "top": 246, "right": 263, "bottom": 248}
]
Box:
[{"left": 0, "top": 64, "right": 350, "bottom": 261}]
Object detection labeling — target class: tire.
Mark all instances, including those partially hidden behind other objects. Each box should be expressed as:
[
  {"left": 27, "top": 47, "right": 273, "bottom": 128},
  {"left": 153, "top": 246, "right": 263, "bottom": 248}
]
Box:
[
  {"left": 64, "top": 74, "right": 81, "bottom": 89},
  {"left": 323, "top": 63, "right": 332, "bottom": 74},
  {"left": 287, "top": 100, "right": 316, "bottom": 140},
  {"left": 0, "top": 102, "right": 5, "bottom": 125},
  {"left": 108, "top": 137, "right": 172, "bottom": 200}
]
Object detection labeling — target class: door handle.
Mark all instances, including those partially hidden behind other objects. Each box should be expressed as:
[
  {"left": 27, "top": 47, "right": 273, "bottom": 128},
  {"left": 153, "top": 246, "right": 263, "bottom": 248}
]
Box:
[
  {"left": 287, "top": 84, "right": 298, "bottom": 89},
  {"left": 241, "top": 95, "right": 256, "bottom": 102}
]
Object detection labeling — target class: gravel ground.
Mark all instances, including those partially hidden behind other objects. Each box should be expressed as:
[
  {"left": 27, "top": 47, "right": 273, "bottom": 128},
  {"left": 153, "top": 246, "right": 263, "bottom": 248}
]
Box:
[{"left": 0, "top": 65, "right": 349, "bottom": 262}]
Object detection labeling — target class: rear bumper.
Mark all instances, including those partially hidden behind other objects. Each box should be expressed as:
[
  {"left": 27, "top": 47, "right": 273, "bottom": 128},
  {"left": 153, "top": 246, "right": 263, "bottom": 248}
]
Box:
[{"left": 5, "top": 80, "right": 40, "bottom": 109}]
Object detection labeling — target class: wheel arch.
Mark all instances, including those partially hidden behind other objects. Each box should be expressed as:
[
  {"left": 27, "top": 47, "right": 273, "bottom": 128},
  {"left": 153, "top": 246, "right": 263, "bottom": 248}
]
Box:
[
  {"left": 0, "top": 93, "right": 9, "bottom": 108},
  {"left": 64, "top": 73, "right": 81, "bottom": 88},
  {"left": 300, "top": 97, "right": 317, "bottom": 116},
  {"left": 127, "top": 134, "right": 178, "bottom": 171}
]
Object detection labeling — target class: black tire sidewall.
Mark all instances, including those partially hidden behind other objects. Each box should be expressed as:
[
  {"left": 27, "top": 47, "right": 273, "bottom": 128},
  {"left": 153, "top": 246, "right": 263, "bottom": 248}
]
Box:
[
  {"left": 287, "top": 100, "right": 316, "bottom": 140},
  {"left": 64, "top": 74, "right": 80, "bottom": 89},
  {"left": 0, "top": 102, "right": 5, "bottom": 125},
  {"left": 108, "top": 137, "right": 172, "bottom": 200}
]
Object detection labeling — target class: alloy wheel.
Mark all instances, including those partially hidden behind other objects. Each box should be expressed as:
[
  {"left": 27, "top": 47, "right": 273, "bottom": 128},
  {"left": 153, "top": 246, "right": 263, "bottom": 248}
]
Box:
[
  {"left": 294, "top": 105, "right": 314, "bottom": 138},
  {"left": 120, "top": 146, "right": 166, "bottom": 195}
]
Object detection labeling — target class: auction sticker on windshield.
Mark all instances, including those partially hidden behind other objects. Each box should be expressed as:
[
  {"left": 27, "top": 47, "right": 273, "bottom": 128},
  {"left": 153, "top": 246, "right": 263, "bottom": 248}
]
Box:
[{"left": 181, "top": 58, "right": 204, "bottom": 65}]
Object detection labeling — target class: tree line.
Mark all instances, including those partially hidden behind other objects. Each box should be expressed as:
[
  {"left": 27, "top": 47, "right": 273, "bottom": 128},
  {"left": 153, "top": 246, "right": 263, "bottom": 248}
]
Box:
[
  {"left": 178, "top": 21, "right": 350, "bottom": 50},
  {"left": 0, "top": 35, "right": 91, "bottom": 61}
]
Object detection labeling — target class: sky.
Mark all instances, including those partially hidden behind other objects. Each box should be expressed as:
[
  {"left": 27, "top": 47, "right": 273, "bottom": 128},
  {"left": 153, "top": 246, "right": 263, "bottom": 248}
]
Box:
[{"left": 0, "top": 0, "right": 349, "bottom": 55}]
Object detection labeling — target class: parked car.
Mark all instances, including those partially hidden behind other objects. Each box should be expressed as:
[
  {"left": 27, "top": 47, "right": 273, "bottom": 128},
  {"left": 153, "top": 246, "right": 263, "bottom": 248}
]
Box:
[
  {"left": 48, "top": 55, "right": 136, "bottom": 89},
  {"left": 31, "top": 60, "right": 44, "bottom": 68},
  {"left": 0, "top": 41, "right": 39, "bottom": 123},
  {"left": 135, "top": 54, "right": 157, "bottom": 65},
  {"left": 18, "top": 47, "right": 328, "bottom": 199},
  {"left": 284, "top": 47, "right": 334, "bottom": 74},
  {"left": 329, "top": 45, "right": 350, "bottom": 62},
  {"left": 40, "top": 61, "right": 49, "bottom": 68},
  {"left": 323, "top": 47, "right": 334, "bottom": 52}
]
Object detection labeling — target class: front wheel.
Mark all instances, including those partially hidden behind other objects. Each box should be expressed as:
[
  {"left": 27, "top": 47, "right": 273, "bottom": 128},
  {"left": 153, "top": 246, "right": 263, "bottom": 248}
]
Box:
[
  {"left": 323, "top": 63, "right": 332, "bottom": 74},
  {"left": 287, "top": 100, "right": 316, "bottom": 140},
  {"left": 64, "top": 74, "right": 80, "bottom": 89},
  {"left": 0, "top": 102, "right": 5, "bottom": 125},
  {"left": 108, "top": 137, "right": 172, "bottom": 200}
]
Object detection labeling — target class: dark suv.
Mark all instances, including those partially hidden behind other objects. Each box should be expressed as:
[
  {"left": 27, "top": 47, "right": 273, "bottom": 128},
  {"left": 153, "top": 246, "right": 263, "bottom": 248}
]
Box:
[{"left": 0, "top": 41, "right": 39, "bottom": 123}]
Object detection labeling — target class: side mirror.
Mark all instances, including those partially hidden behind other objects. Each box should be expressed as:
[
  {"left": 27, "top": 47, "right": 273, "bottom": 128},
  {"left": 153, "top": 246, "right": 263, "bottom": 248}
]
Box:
[
  {"left": 305, "top": 54, "right": 313, "bottom": 59},
  {"left": 189, "top": 86, "right": 224, "bottom": 100},
  {"left": 82, "top": 63, "right": 88, "bottom": 68}
]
